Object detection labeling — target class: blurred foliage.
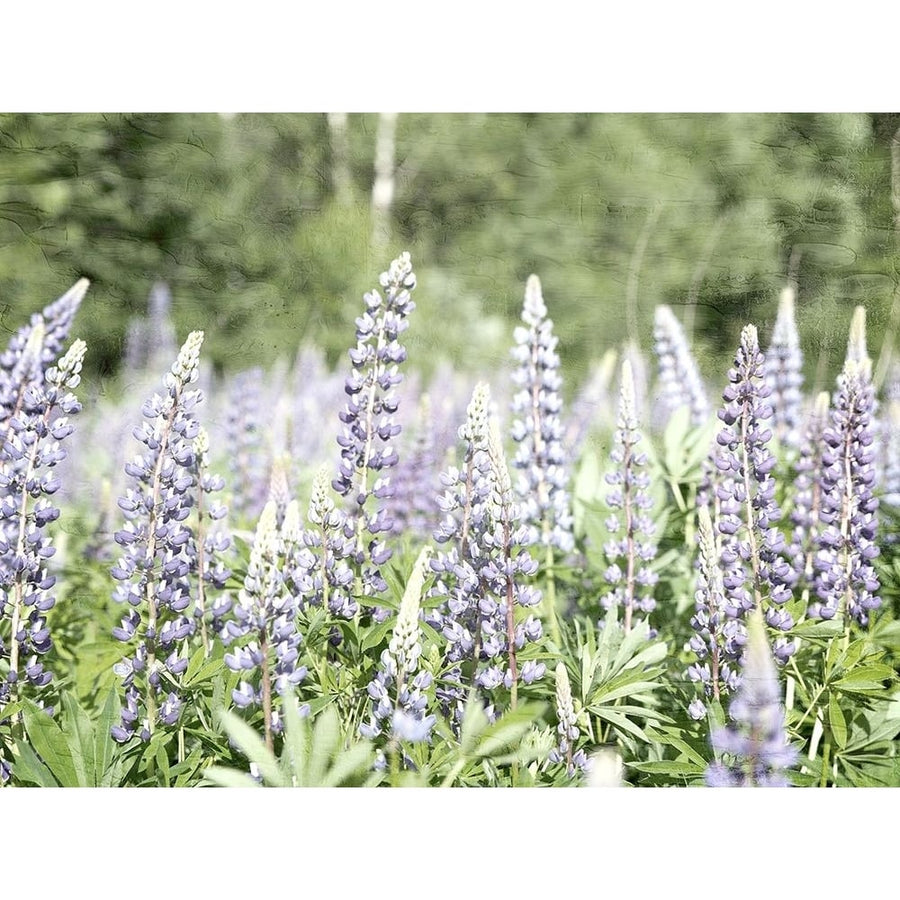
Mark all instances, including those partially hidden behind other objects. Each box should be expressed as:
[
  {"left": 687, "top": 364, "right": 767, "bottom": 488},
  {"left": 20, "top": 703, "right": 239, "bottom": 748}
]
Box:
[{"left": 0, "top": 112, "right": 898, "bottom": 387}]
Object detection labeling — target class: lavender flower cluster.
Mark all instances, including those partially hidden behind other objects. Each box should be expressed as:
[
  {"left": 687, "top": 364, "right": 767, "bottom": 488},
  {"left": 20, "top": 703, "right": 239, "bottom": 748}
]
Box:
[
  {"left": 0, "top": 337, "right": 87, "bottom": 708},
  {"left": 712, "top": 324, "right": 795, "bottom": 662},
  {"left": 360, "top": 547, "right": 436, "bottom": 744},
  {"left": 811, "top": 357, "right": 880, "bottom": 625},
  {"left": 509, "top": 275, "right": 573, "bottom": 553},
  {"left": 706, "top": 610, "right": 797, "bottom": 787},
  {"left": 430, "top": 384, "right": 545, "bottom": 723},
  {"left": 764, "top": 286, "right": 804, "bottom": 449},
  {"left": 653, "top": 304, "right": 709, "bottom": 428},
  {"left": 110, "top": 331, "right": 223, "bottom": 742},
  {"left": 600, "top": 359, "right": 659, "bottom": 632},
  {"left": 332, "top": 252, "right": 417, "bottom": 611}
]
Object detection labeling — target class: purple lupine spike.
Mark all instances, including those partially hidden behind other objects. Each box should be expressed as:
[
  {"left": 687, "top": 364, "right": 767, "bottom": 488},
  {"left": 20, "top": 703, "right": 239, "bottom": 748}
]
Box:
[
  {"left": 385, "top": 393, "right": 440, "bottom": 539},
  {"left": 509, "top": 274, "right": 574, "bottom": 553},
  {"left": 786, "top": 392, "right": 830, "bottom": 590},
  {"left": 332, "top": 252, "right": 416, "bottom": 615},
  {"left": 706, "top": 609, "right": 797, "bottom": 787},
  {"left": 110, "top": 331, "right": 207, "bottom": 743},
  {"left": 484, "top": 417, "right": 545, "bottom": 706},
  {"left": 600, "top": 359, "right": 659, "bottom": 633},
  {"left": 686, "top": 505, "right": 743, "bottom": 719},
  {"left": 288, "top": 463, "right": 358, "bottom": 620},
  {"left": 224, "top": 368, "right": 268, "bottom": 522},
  {"left": 714, "top": 324, "right": 795, "bottom": 664},
  {"left": 764, "top": 286, "right": 804, "bottom": 449},
  {"left": 222, "top": 500, "right": 307, "bottom": 750},
  {"left": 652, "top": 304, "right": 710, "bottom": 428},
  {"left": 0, "top": 279, "right": 88, "bottom": 389},
  {"left": 0, "top": 339, "right": 86, "bottom": 731},
  {"left": 359, "top": 547, "right": 436, "bottom": 744},
  {"left": 547, "top": 662, "right": 589, "bottom": 777},
  {"left": 811, "top": 355, "right": 880, "bottom": 626},
  {"left": 429, "top": 386, "right": 544, "bottom": 725}
]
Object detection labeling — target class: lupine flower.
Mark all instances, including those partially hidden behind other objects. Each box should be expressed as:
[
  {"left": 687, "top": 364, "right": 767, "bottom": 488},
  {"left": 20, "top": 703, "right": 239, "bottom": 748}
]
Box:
[
  {"left": 123, "top": 281, "right": 178, "bottom": 375},
  {"left": 360, "top": 546, "right": 436, "bottom": 744},
  {"left": 386, "top": 394, "right": 441, "bottom": 539},
  {"left": 429, "top": 385, "right": 544, "bottom": 724},
  {"left": 714, "top": 324, "right": 795, "bottom": 663},
  {"left": 811, "top": 355, "right": 880, "bottom": 626},
  {"left": 786, "top": 392, "right": 830, "bottom": 590},
  {"left": 0, "top": 279, "right": 87, "bottom": 423},
  {"left": 509, "top": 274, "right": 574, "bottom": 553},
  {"left": 601, "top": 359, "right": 658, "bottom": 633},
  {"left": 223, "top": 500, "right": 307, "bottom": 749},
  {"left": 288, "top": 463, "right": 358, "bottom": 620},
  {"left": 706, "top": 609, "right": 797, "bottom": 787},
  {"left": 0, "top": 338, "right": 87, "bottom": 729},
  {"left": 110, "top": 331, "right": 206, "bottom": 743},
  {"left": 764, "top": 286, "right": 804, "bottom": 449},
  {"left": 483, "top": 417, "right": 545, "bottom": 706},
  {"left": 652, "top": 304, "right": 710, "bottom": 428},
  {"left": 686, "top": 505, "right": 743, "bottom": 719},
  {"left": 224, "top": 368, "right": 268, "bottom": 522},
  {"left": 547, "top": 662, "right": 588, "bottom": 776},
  {"left": 332, "top": 252, "right": 416, "bottom": 616}
]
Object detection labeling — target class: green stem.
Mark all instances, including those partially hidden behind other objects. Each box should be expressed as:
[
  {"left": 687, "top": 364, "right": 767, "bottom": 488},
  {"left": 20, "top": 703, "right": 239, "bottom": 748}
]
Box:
[{"left": 819, "top": 733, "right": 832, "bottom": 787}]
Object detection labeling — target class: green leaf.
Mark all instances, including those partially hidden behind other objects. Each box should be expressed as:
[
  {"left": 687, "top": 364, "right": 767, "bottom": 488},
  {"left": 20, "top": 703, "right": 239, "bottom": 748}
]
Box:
[
  {"left": 281, "top": 693, "right": 310, "bottom": 786},
  {"left": 459, "top": 694, "right": 490, "bottom": 756},
  {"left": 216, "top": 709, "right": 287, "bottom": 787},
  {"left": 594, "top": 707, "right": 653, "bottom": 743},
  {"left": 203, "top": 766, "right": 262, "bottom": 788},
  {"left": 473, "top": 704, "right": 545, "bottom": 759},
  {"left": 360, "top": 618, "right": 394, "bottom": 654},
  {"left": 155, "top": 740, "right": 171, "bottom": 786},
  {"left": 320, "top": 741, "right": 374, "bottom": 787},
  {"left": 61, "top": 693, "right": 95, "bottom": 787},
  {"left": 828, "top": 693, "right": 847, "bottom": 749},
  {"left": 182, "top": 657, "right": 225, "bottom": 688},
  {"left": 22, "top": 700, "right": 81, "bottom": 787},
  {"left": 95, "top": 689, "right": 121, "bottom": 787},
  {"left": 590, "top": 679, "right": 662, "bottom": 705},
  {"left": 307, "top": 706, "right": 341, "bottom": 787},
  {"left": 12, "top": 739, "right": 59, "bottom": 786},
  {"left": 628, "top": 759, "right": 706, "bottom": 778}
]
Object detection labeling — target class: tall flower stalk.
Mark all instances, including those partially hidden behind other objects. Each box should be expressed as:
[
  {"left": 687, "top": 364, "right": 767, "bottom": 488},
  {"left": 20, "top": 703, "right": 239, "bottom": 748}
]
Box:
[
  {"left": 764, "top": 286, "right": 804, "bottom": 449},
  {"left": 811, "top": 354, "right": 880, "bottom": 627},
  {"left": 601, "top": 359, "right": 658, "bottom": 633},
  {"left": 223, "top": 500, "right": 307, "bottom": 751},
  {"left": 0, "top": 337, "right": 87, "bottom": 754},
  {"left": 706, "top": 609, "right": 797, "bottom": 787},
  {"left": 509, "top": 275, "right": 573, "bottom": 642},
  {"left": 332, "top": 251, "right": 416, "bottom": 617},
  {"left": 430, "top": 386, "right": 544, "bottom": 725},
  {"left": 714, "top": 324, "right": 795, "bottom": 663},
  {"left": 110, "top": 331, "right": 207, "bottom": 743},
  {"left": 686, "top": 505, "right": 742, "bottom": 719},
  {"left": 652, "top": 304, "right": 709, "bottom": 428},
  {"left": 360, "top": 546, "right": 436, "bottom": 746}
]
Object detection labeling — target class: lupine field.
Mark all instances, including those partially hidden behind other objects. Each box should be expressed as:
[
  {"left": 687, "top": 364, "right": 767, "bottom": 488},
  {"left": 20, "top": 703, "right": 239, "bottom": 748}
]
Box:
[{"left": 1, "top": 246, "right": 899, "bottom": 790}]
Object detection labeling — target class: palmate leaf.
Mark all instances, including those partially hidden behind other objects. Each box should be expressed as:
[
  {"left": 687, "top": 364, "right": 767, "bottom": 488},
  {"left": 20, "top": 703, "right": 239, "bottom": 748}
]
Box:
[
  {"left": 19, "top": 700, "right": 82, "bottom": 787},
  {"left": 204, "top": 694, "right": 374, "bottom": 787}
]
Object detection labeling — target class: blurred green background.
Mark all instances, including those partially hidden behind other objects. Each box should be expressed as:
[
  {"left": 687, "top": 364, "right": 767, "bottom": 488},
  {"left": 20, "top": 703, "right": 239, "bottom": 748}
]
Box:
[{"left": 1, "top": 112, "right": 898, "bottom": 391}]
